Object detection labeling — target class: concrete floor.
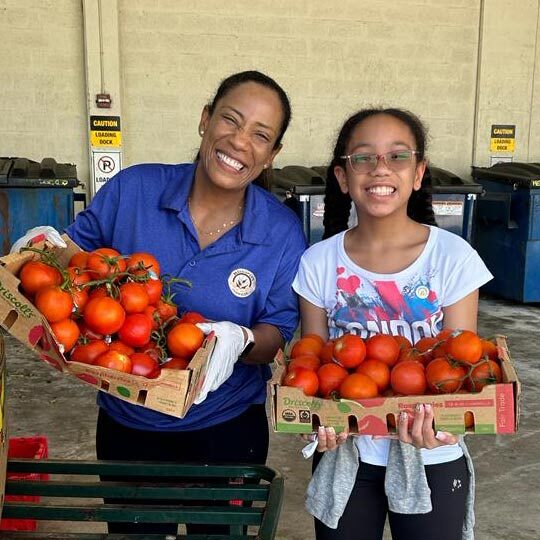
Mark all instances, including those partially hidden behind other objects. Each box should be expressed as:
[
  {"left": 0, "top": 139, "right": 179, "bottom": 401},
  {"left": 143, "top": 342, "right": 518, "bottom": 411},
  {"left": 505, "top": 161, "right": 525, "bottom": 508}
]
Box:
[{"left": 3, "top": 294, "right": 540, "bottom": 539}]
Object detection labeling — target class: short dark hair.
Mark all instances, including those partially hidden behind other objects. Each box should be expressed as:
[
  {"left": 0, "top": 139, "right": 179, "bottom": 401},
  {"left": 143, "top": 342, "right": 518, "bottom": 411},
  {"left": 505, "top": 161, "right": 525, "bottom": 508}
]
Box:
[{"left": 323, "top": 108, "right": 436, "bottom": 239}]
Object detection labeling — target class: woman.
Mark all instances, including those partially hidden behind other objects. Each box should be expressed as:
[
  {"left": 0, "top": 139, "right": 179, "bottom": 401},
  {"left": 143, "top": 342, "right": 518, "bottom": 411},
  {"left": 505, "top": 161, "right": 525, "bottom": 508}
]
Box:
[
  {"left": 64, "top": 70, "right": 307, "bottom": 534},
  {"left": 293, "top": 108, "right": 492, "bottom": 540}
]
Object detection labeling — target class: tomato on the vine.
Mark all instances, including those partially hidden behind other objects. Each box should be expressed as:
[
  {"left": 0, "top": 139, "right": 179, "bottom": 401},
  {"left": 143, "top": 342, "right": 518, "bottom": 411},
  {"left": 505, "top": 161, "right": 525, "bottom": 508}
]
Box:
[
  {"left": 35, "top": 285, "right": 74, "bottom": 323},
  {"left": 70, "top": 340, "right": 109, "bottom": 365},
  {"left": 118, "top": 313, "right": 153, "bottom": 348},
  {"left": 109, "top": 340, "right": 135, "bottom": 356},
  {"left": 167, "top": 323, "right": 204, "bottom": 358},
  {"left": 156, "top": 299, "right": 178, "bottom": 322},
  {"left": 130, "top": 352, "right": 160, "bottom": 378},
  {"left": 83, "top": 296, "right": 126, "bottom": 335},
  {"left": 126, "top": 252, "right": 161, "bottom": 277},
  {"left": 162, "top": 357, "right": 189, "bottom": 370},
  {"left": 68, "top": 251, "right": 89, "bottom": 269},
  {"left": 425, "top": 357, "right": 467, "bottom": 394},
  {"left": 144, "top": 279, "right": 163, "bottom": 305},
  {"left": 50, "top": 318, "right": 80, "bottom": 352},
  {"left": 390, "top": 360, "right": 427, "bottom": 396},
  {"left": 94, "top": 350, "right": 132, "bottom": 373},
  {"left": 86, "top": 248, "right": 126, "bottom": 279},
  {"left": 119, "top": 282, "right": 149, "bottom": 314},
  {"left": 178, "top": 311, "right": 206, "bottom": 325},
  {"left": 19, "top": 260, "right": 62, "bottom": 296}
]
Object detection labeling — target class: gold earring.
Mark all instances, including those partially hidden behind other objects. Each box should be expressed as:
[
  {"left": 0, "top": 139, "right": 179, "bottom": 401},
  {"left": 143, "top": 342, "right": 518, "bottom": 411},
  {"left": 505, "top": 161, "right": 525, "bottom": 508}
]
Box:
[{"left": 263, "top": 164, "right": 269, "bottom": 169}]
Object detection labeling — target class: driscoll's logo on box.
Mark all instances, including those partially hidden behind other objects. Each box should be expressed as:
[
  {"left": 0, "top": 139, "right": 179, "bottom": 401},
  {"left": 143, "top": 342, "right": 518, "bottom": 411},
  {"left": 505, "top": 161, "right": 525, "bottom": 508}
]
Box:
[
  {"left": 283, "top": 396, "right": 322, "bottom": 412},
  {"left": 0, "top": 281, "right": 34, "bottom": 318}
]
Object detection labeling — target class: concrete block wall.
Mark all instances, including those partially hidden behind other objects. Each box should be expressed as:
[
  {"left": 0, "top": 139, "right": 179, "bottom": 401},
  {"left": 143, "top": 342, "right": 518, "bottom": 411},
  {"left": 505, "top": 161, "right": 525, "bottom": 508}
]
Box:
[
  {"left": 118, "top": 0, "right": 481, "bottom": 177},
  {"left": 0, "top": 0, "right": 538, "bottom": 189},
  {"left": 0, "top": 0, "right": 88, "bottom": 182}
]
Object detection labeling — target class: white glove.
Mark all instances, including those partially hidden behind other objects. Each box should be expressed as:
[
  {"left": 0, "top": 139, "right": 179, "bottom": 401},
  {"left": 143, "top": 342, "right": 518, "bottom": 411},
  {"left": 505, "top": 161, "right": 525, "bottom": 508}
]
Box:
[
  {"left": 194, "top": 321, "right": 254, "bottom": 404},
  {"left": 10, "top": 226, "right": 67, "bottom": 254}
]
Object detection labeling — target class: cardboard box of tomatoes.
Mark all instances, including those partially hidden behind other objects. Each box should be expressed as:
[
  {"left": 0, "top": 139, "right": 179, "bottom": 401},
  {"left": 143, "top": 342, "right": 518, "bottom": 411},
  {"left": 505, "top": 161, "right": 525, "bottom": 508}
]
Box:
[
  {"left": 0, "top": 236, "right": 215, "bottom": 419},
  {"left": 269, "top": 336, "right": 520, "bottom": 436}
]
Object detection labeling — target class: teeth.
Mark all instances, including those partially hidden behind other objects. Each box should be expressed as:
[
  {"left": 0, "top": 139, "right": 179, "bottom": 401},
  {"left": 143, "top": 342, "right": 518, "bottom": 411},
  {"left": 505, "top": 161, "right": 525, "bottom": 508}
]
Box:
[
  {"left": 368, "top": 186, "right": 395, "bottom": 196},
  {"left": 217, "top": 151, "right": 244, "bottom": 171}
]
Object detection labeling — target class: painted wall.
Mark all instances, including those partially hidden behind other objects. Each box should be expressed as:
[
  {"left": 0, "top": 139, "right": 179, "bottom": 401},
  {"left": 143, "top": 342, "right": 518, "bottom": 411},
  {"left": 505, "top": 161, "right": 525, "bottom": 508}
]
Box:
[{"left": 0, "top": 0, "right": 538, "bottom": 191}]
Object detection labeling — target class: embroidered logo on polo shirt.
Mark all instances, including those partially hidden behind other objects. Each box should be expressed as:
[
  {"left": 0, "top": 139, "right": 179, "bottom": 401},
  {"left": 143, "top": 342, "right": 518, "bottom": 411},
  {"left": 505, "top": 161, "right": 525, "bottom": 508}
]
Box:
[{"left": 228, "top": 269, "right": 256, "bottom": 298}]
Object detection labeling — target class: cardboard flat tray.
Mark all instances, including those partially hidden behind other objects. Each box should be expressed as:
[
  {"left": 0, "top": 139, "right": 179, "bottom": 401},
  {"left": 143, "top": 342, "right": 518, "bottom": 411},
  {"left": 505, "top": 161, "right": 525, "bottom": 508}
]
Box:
[
  {"left": 0, "top": 238, "right": 214, "bottom": 418},
  {"left": 269, "top": 336, "right": 520, "bottom": 435}
]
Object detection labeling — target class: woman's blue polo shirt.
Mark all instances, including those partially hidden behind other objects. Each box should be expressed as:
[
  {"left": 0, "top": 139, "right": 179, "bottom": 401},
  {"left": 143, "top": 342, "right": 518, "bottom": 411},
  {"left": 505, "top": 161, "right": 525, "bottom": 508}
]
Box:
[{"left": 65, "top": 162, "right": 307, "bottom": 431}]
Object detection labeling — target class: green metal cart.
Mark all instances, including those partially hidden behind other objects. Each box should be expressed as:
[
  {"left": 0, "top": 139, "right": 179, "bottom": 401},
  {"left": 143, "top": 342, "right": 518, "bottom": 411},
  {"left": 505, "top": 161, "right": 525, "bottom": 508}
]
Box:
[{"left": 0, "top": 459, "right": 284, "bottom": 539}]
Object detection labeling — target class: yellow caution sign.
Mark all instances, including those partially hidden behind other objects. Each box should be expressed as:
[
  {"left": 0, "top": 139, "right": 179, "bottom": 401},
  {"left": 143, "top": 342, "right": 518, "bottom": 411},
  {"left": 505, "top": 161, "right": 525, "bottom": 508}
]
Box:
[
  {"left": 90, "top": 115, "right": 122, "bottom": 148},
  {"left": 490, "top": 124, "right": 515, "bottom": 153}
]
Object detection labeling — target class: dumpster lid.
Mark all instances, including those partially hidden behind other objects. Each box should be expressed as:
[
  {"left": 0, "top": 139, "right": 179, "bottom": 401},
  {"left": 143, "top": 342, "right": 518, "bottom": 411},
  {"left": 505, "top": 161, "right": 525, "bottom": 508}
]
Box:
[
  {"left": 471, "top": 162, "right": 540, "bottom": 188},
  {"left": 429, "top": 166, "right": 483, "bottom": 195},
  {"left": 273, "top": 166, "right": 326, "bottom": 195},
  {"left": 0, "top": 157, "right": 80, "bottom": 188}
]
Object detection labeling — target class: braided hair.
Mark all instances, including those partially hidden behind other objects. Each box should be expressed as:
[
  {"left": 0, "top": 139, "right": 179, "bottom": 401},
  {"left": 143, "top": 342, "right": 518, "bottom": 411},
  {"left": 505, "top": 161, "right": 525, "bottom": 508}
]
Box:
[{"left": 323, "top": 108, "right": 436, "bottom": 239}]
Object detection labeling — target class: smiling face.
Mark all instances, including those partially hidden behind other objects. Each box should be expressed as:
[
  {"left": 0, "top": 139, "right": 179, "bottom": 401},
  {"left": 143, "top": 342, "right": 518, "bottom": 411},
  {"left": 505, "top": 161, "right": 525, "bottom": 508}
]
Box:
[
  {"left": 335, "top": 113, "right": 427, "bottom": 219},
  {"left": 197, "top": 81, "right": 284, "bottom": 192}
]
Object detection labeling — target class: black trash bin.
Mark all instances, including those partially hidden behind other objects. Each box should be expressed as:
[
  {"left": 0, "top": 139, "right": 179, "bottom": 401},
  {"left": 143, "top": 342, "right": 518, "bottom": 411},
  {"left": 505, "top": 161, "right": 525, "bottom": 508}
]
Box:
[
  {"left": 0, "top": 157, "right": 83, "bottom": 255},
  {"left": 429, "top": 166, "right": 483, "bottom": 244},
  {"left": 472, "top": 162, "right": 540, "bottom": 303}
]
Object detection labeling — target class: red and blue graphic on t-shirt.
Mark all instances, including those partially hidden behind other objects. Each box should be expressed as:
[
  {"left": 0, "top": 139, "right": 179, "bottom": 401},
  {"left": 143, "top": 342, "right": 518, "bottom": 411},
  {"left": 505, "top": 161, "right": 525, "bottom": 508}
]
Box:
[{"left": 330, "top": 267, "right": 443, "bottom": 343}]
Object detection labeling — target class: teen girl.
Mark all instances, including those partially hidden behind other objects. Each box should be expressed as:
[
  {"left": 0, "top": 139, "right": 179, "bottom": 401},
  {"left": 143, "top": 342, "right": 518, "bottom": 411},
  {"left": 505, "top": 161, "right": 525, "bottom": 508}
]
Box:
[{"left": 293, "top": 108, "right": 492, "bottom": 540}]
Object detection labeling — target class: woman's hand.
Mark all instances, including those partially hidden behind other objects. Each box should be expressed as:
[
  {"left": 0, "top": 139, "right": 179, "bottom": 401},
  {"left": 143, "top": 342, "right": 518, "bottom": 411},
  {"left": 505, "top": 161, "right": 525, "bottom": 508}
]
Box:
[
  {"left": 398, "top": 403, "right": 458, "bottom": 449},
  {"left": 314, "top": 426, "right": 349, "bottom": 452}
]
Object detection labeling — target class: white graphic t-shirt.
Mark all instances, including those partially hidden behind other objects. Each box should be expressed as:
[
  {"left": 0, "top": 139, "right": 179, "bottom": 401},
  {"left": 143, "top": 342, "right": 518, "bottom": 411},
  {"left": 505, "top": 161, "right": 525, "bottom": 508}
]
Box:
[{"left": 292, "top": 225, "right": 493, "bottom": 466}]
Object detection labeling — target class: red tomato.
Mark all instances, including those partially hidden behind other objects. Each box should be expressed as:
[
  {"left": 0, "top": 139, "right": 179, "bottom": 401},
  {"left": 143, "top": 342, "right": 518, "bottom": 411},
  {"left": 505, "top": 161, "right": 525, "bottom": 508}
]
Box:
[
  {"left": 466, "top": 359, "right": 502, "bottom": 391},
  {"left": 109, "top": 340, "right": 135, "bottom": 356},
  {"left": 143, "top": 305, "right": 160, "bottom": 330},
  {"left": 319, "top": 340, "right": 335, "bottom": 364},
  {"left": 35, "top": 285, "right": 74, "bottom": 323},
  {"left": 332, "top": 334, "right": 366, "bottom": 369},
  {"left": 414, "top": 336, "right": 439, "bottom": 363},
  {"left": 95, "top": 350, "right": 132, "bottom": 373},
  {"left": 167, "top": 323, "right": 204, "bottom": 358},
  {"left": 156, "top": 299, "right": 178, "bottom": 322},
  {"left": 50, "top": 318, "right": 80, "bottom": 353},
  {"left": 83, "top": 297, "right": 126, "bottom": 335},
  {"left": 426, "top": 357, "right": 468, "bottom": 394},
  {"left": 68, "top": 251, "right": 89, "bottom": 269},
  {"left": 356, "top": 359, "right": 390, "bottom": 393},
  {"left": 130, "top": 352, "right": 160, "bottom": 378},
  {"left": 77, "top": 320, "right": 104, "bottom": 341},
  {"left": 290, "top": 337, "right": 323, "bottom": 358},
  {"left": 480, "top": 339, "right": 498, "bottom": 362},
  {"left": 70, "top": 286, "right": 89, "bottom": 312},
  {"left": 316, "top": 362, "right": 348, "bottom": 398},
  {"left": 86, "top": 248, "right": 127, "bottom": 279},
  {"left": 119, "top": 282, "right": 150, "bottom": 313},
  {"left": 393, "top": 335, "right": 412, "bottom": 352},
  {"left": 126, "top": 252, "right": 161, "bottom": 277},
  {"left": 446, "top": 330, "right": 483, "bottom": 364},
  {"left": 70, "top": 340, "right": 109, "bottom": 365},
  {"left": 178, "top": 311, "right": 206, "bottom": 325},
  {"left": 144, "top": 278, "right": 163, "bottom": 305},
  {"left": 66, "top": 266, "right": 91, "bottom": 287},
  {"left": 365, "top": 334, "right": 400, "bottom": 367},
  {"left": 339, "top": 373, "right": 378, "bottom": 399},
  {"left": 162, "top": 357, "right": 189, "bottom": 370},
  {"left": 288, "top": 354, "right": 321, "bottom": 372},
  {"left": 390, "top": 360, "right": 427, "bottom": 396},
  {"left": 118, "top": 313, "right": 153, "bottom": 348},
  {"left": 19, "top": 260, "right": 62, "bottom": 296},
  {"left": 283, "top": 367, "right": 319, "bottom": 396}
]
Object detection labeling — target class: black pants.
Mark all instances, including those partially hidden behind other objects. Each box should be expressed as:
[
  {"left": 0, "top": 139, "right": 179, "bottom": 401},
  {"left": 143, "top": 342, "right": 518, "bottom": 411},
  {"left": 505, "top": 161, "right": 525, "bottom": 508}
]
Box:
[
  {"left": 96, "top": 404, "right": 269, "bottom": 535},
  {"left": 313, "top": 452, "right": 469, "bottom": 540}
]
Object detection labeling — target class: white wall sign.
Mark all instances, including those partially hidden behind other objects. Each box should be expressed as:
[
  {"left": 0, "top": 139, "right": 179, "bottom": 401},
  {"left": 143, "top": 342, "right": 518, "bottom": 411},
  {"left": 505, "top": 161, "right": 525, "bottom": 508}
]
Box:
[{"left": 91, "top": 150, "right": 122, "bottom": 194}]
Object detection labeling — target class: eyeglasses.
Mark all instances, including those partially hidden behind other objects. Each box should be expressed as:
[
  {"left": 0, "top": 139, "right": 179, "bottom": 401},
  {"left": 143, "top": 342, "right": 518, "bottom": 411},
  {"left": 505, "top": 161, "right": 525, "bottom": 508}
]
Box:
[{"left": 340, "top": 150, "right": 420, "bottom": 173}]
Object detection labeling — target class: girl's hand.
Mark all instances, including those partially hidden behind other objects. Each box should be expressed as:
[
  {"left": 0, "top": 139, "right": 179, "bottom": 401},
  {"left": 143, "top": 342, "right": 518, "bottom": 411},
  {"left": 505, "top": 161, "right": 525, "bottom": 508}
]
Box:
[
  {"left": 398, "top": 403, "right": 459, "bottom": 449},
  {"left": 316, "top": 426, "right": 349, "bottom": 452}
]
